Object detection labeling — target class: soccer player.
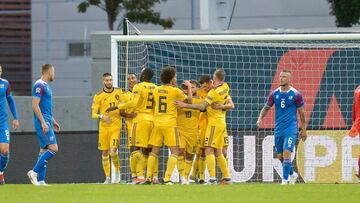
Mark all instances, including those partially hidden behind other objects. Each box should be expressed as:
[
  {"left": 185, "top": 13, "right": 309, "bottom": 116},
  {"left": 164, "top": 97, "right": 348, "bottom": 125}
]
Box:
[
  {"left": 349, "top": 85, "right": 360, "bottom": 182},
  {"left": 190, "top": 75, "right": 212, "bottom": 184},
  {"left": 176, "top": 69, "right": 234, "bottom": 184},
  {"left": 91, "top": 73, "right": 126, "bottom": 184},
  {"left": 121, "top": 73, "right": 138, "bottom": 183},
  {"left": 0, "top": 65, "right": 19, "bottom": 185},
  {"left": 256, "top": 69, "right": 307, "bottom": 185},
  {"left": 27, "top": 64, "right": 61, "bottom": 186},
  {"left": 107, "top": 68, "right": 157, "bottom": 184},
  {"left": 177, "top": 80, "right": 202, "bottom": 185},
  {"left": 145, "top": 66, "right": 192, "bottom": 184}
]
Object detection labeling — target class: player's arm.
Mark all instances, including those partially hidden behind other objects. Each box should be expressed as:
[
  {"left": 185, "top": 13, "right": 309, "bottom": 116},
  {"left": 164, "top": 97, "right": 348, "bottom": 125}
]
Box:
[
  {"left": 175, "top": 100, "right": 209, "bottom": 111},
  {"left": 52, "top": 117, "right": 60, "bottom": 133},
  {"left": 91, "top": 95, "right": 111, "bottom": 123},
  {"left": 183, "top": 80, "right": 192, "bottom": 104},
  {"left": 256, "top": 92, "right": 274, "bottom": 127},
  {"left": 297, "top": 107, "right": 307, "bottom": 141},
  {"left": 211, "top": 96, "right": 235, "bottom": 110},
  {"left": 32, "top": 97, "right": 49, "bottom": 134},
  {"left": 120, "top": 110, "right": 137, "bottom": 118},
  {"left": 5, "top": 81, "right": 19, "bottom": 130},
  {"left": 106, "top": 89, "right": 140, "bottom": 112}
]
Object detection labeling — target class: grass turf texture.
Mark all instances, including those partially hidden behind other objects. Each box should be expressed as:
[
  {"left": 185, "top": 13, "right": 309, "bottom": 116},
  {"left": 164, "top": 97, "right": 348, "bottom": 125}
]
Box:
[{"left": 1, "top": 183, "right": 359, "bottom": 203}]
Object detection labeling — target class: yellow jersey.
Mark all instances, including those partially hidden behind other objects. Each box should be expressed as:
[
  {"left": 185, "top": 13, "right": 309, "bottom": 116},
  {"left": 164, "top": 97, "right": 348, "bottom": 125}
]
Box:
[
  {"left": 153, "top": 85, "right": 187, "bottom": 127},
  {"left": 123, "top": 90, "right": 135, "bottom": 116},
  {"left": 117, "top": 82, "right": 157, "bottom": 122},
  {"left": 204, "top": 83, "right": 231, "bottom": 123},
  {"left": 177, "top": 97, "right": 202, "bottom": 134},
  {"left": 91, "top": 88, "right": 127, "bottom": 129}
]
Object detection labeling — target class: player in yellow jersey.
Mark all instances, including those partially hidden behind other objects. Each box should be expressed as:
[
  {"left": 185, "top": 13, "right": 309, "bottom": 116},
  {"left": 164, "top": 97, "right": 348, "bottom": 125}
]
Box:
[
  {"left": 106, "top": 68, "right": 157, "bottom": 184},
  {"left": 177, "top": 80, "right": 202, "bottom": 185},
  {"left": 145, "top": 66, "right": 192, "bottom": 185},
  {"left": 91, "top": 73, "right": 127, "bottom": 184},
  {"left": 175, "top": 69, "right": 234, "bottom": 184},
  {"left": 120, "top": 73, "right": 138, "bottom": 183},
  {"left": 190, "top": 75, "right": 213, "bottom": 184}
]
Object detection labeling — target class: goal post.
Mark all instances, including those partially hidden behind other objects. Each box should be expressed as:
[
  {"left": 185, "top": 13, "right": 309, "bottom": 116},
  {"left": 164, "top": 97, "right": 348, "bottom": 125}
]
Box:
[{"left": 111, "top": 33, "right": 360, "bottom": 183}]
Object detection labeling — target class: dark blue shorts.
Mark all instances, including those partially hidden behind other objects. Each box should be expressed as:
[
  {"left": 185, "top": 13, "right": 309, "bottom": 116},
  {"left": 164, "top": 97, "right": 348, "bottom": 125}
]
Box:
[{"left": 0, "top": 128, "right": 10, "bottom": 144}]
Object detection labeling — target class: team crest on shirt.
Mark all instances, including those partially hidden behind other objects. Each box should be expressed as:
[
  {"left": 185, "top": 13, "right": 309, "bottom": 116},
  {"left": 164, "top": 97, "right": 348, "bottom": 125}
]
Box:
[
  {"left": 115, "top": 95, "right": 119, "bottom": 100},
  {"left": 288, "top": 96, "right": 293, "bottom": 100},
  {"left": 275, "top": 95, "right": 279, "bottom": 99},
  {"left": 36, "top": 87, "right": 41, "bottom": 93}
]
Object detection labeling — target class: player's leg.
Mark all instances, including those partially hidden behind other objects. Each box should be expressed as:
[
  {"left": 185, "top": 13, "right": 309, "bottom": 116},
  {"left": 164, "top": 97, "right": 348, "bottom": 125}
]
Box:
[
  {"left": 109, "top": 128, "right": 121, "bottom": 183},
  {"left": 184, "top": 150, "right": 194, "bottom": 184},
  {"left": 36, "top": 149, "right": 47, "bottom": 184},
  {"left": 129, "top": 146, "right": 140, "bottom": 183},
  {"left": 204, "top": 125, "right": 217, "bottom": 183},
  {"left": 28, "top": 127, "right": 57, "bottom": 186},
  {"left": 190, "top": 147, "right": 200, "bottom": 181},
  {"left": 145, "top": 126, "right": 163, "bottom": 183},
  {"left": 0, "top": 142, "right": 9, "bottom": 185},
  {"left": 198, "top": 148, "right": 206, "bottom": 183},
  {"left": 127, "top": 121, "right": 138, "bottom": 182},
  {"left": 357, "top": 155, "right": 360, "bottom": 182},
  {"left": 163, "top": 127, "right": 180, "bottom": 184},
  {"left": 134, "top": 121, "right": 152, "bottom": 183},
  {"left": 177, "top": 132, "right": 186, "bottom": 183},
  {"left": 282, "top": 131, "right": 297, "bottom": 185},
  {"left": 0, "top": 129, "right": 10, "bottom": 185},
  {"left": 129, "top": 122, "right": 142, "bottom": 182}
]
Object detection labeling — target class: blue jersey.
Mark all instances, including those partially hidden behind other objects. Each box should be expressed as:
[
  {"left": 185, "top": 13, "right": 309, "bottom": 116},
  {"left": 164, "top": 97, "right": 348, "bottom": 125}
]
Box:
[
  {"left": 0, "top": 78, "right": 18, "bottom": 130},
  {"left": 266, "top": 87, "right": 304, "bottom": 133},
  {"left": 32, "top": 79, "right": 53, "bottom": 127}
]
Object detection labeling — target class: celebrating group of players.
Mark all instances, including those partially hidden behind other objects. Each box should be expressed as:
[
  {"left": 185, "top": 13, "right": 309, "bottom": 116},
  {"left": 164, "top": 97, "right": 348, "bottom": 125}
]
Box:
[{"left": 91, "top": 66, "right": 234, "bottom": 185}]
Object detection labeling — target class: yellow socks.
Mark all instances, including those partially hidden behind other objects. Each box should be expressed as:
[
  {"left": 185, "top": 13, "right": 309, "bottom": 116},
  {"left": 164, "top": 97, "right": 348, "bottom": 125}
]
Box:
[
  {"left": 177, "top": 156, "right": 185, "bottom": 177},
  {"left": 146, "top": 152, "right": 157, "bottom": 181},
  {"left": 102, "top": 155, "right": 110, "bottom": 178},
  {"left": 216, "top": 154, "right": 230, "bottom": 178},
  {"left": 164, "top": 154, "right": 178, "bottom": 182},
  {"left": 206, "top": 154, "right": 216, "bottom": 179},
  {"left": 184, "top": 160, "right": 193, "bottom": 180},
  {"left": 110, "top": 152, "right": 120, "bottom": 172},
  {"left": 199, "top": 157, "right": 206, "bottom": 180}
]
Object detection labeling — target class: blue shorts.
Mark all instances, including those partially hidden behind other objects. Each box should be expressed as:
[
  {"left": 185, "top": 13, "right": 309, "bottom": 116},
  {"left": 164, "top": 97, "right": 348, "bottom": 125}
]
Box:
[
  {"left": 274, "top": 128, "right": 297, "bottom": 154},
  {"left": 0, "top": 128, "right": 10, "bottom": 144},
  {"left": 35, "top": 122, "right": 57, "bottom": 149}
]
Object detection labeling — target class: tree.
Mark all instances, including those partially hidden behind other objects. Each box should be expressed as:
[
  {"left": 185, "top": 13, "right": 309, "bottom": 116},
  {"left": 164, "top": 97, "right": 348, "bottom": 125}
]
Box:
[
  {"left": 328, "top": 0, "right": 360, "bottom": 27},
  {"left": 78, "top": 0, "right": 174, "bottom": 30}
]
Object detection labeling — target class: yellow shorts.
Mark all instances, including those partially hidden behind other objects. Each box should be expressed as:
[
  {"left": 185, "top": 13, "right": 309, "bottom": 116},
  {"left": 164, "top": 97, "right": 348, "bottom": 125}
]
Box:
[
  {"left": 179, "top": 131, "right": 198, "bottom": 155},
  {"left": 98, "top": 127, "right": 121, "bottom": 150},
  {"left": 148, "top": 126, "right": 180, "bottom": 147},
  {"left": 129, "top": 120, "right": 153, "bottom": 148},
  {"left": 204, "top": 122, "right": 227, "bottom": 149}
]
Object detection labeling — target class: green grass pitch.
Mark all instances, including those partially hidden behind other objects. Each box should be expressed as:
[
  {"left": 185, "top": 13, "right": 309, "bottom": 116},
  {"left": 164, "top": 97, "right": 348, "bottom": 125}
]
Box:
[{"left": 1, "top": 183, "right": 359, "bottom": 203}]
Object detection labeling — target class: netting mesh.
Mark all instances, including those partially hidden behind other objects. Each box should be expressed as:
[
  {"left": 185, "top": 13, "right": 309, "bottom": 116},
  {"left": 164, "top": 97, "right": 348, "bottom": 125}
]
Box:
[{"left": 114, "top": 39, "right": 360, "bottom": 183}]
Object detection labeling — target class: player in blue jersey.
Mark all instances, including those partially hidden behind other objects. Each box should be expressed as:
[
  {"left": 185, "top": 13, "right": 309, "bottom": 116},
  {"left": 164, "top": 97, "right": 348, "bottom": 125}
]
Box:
[
  {"left": 27, "top": 64, "right": 60, "bottom": 186},
  {"left": 256, "top": 70, "right": 307, "bottom": 185},
  {"left": 0, "top": 65, "right": 19, "bottom": 185}
]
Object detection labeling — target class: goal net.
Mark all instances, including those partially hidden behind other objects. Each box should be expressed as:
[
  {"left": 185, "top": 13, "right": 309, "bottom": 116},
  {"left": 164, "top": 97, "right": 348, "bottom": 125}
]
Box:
[{"left": 112, "top": 34, "right": 360, "bottom": 183}]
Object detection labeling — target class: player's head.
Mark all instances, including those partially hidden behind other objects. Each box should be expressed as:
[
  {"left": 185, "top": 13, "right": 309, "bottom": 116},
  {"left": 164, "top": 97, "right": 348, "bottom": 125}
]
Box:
[
  {"left": 127, "top": 73, "right": 137, "bottom": 90},
  {"left": 199, "top": 75, "right": 213, "bottom": 92},
  {"left": 280, "top": 70, "right": 292, "bottom": 87},
  {"left": 182, "top": 80, "right": 199, "bottom": 96},
  {"left": 160, "top": 66, "right": 176, "bottom": 85},
  {"left": 41, "top": 64, "right": 55, "bottom": 82},
  {"left": 213, "top": 69, "right": 225, "bottom": 87},
  {"left": 140, "top": 68, "right": 154, "bottom": 82},
  {"left": 102, "top": 72, "right": 113, "bottom": 89}
]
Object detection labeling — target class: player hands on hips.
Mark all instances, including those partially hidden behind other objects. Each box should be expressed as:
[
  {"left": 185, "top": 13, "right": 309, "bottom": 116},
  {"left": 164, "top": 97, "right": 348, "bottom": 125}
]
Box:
[
  {"left": 257, "top": 70, "right": 307, "bottom": 185},
  {"left": 27, "top": 64, "right": 60, "bottom": 186},
  {"left": 92, "top": 73, "right": 126, "bottom": 184},
  {"left": 0, "top": 65, "right": 19, "bottom": 185}
]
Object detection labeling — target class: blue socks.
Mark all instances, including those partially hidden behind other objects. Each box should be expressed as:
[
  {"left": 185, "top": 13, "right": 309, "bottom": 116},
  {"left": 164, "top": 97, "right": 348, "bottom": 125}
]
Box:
[
  {"left": 37, "top": 152, "right": 47, "bottom": 182},
  {"left": 33, "top": 150, "right": 55, "bottom": 175},
  {"left": 0, "top": 153, "right": 9, "bottom": 173},
  {"left": 283, "top": 158, "right": 293, "bottom": 180}
]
